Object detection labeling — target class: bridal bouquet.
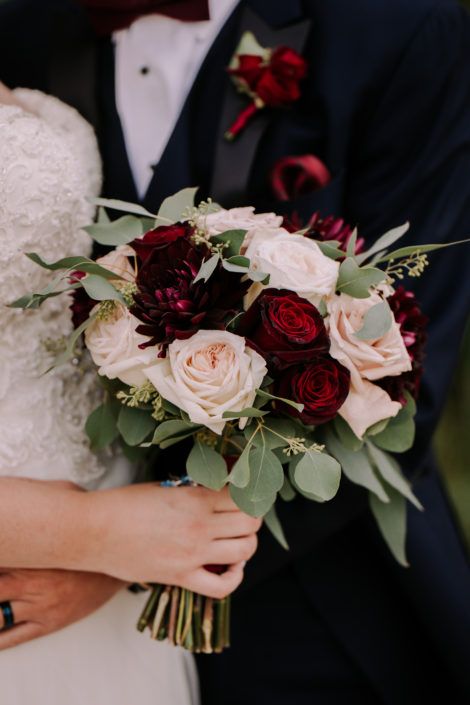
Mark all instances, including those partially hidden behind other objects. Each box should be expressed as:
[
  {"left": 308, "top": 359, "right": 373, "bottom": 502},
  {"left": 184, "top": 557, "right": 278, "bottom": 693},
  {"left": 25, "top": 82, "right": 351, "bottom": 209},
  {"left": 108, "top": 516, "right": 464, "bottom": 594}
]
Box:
[{"left": 12, "top": 188, "right": 458, "bottom": 652}]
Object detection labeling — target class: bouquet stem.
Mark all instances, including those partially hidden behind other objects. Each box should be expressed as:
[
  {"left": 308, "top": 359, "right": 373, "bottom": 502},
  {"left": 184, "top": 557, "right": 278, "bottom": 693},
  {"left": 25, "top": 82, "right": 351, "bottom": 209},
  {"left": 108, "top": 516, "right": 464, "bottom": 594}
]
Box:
[{"left": 137, "top": 585, "right": 231, "bottom": 653}]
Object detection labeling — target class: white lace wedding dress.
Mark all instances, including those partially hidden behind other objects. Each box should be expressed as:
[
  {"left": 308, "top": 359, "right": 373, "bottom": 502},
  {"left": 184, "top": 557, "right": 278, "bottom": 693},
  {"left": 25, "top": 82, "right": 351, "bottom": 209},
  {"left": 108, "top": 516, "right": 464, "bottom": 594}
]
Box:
[{"left": 0, "top": 89, "right": 198, "bottom": 705}]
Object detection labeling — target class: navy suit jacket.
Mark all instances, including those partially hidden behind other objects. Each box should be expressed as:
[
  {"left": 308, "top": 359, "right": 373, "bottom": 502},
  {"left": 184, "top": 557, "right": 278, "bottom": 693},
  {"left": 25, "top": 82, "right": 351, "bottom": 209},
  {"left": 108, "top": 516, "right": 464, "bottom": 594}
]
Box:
[{"left": 1, "top": 0, "right": 470, "bottom": 702}]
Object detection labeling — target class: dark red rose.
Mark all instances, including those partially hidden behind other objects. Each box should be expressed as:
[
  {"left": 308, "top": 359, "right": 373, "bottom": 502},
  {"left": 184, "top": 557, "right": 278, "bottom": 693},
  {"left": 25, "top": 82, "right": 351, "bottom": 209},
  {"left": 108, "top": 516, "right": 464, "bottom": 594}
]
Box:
[
  {"left": 69, "top": 271, "right": 94, "bottom": 328},
  {"left": 237, "top": 289, "right": 329, "bottom": 371},
  {"left": 275, "top": 356, "right": 350, "bottom": 425},
  {"left": 131, "top": 222, "right": 192, "bottom": 263},
  {"left": 271, "top": 154, "right": 331, "bottom": 202},
  {"left": 130, "top": 236, "right": 249, "bottom": 353},
  {"left": 379, "top": 286, "right": 428, "bottom": 403}
]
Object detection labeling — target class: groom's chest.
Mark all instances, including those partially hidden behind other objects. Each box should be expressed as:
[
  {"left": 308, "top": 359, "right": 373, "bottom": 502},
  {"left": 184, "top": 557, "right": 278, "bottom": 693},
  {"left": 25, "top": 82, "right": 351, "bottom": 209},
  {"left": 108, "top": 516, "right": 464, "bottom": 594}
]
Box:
[{"left": 47, "top": 0, "right": 349, "bottom": 223}]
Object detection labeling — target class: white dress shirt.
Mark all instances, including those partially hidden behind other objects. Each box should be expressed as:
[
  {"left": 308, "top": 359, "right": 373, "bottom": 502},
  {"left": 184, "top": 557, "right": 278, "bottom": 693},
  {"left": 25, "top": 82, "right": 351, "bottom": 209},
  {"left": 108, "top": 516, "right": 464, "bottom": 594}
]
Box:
[{"left": 113, "top": 0, "right": 240, "bottom": 198}]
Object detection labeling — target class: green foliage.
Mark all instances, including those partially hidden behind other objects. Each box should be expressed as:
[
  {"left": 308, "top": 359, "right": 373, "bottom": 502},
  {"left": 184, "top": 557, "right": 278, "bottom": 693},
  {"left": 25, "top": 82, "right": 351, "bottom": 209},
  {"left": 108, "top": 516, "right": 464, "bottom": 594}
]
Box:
[
  {"left": 336, "top": 257, "right": 386, "bottom": 298},
  {"left": 264, "top": 505, "right": 289, "bottom": 550},
  {"left": 325, "top": 430, "right": 389, "bottom": 502},
  {"left": 293, "top": 449, "right": 341, "bottom": 501},
  {"left": 354, "top": 300, "right": 393, "bottom": 340},
  {"left": 84, "top": 214, "right": 143, "bottom": 246},
  {"left": 85, "top": 402, "right": 119, "bottom": 451},
  {"left": 94, "top": 197, "right": 157, "bottom": 218},
  {"left": 194, "top": 253, "right": 220, "bottom": 283},
  {"left": 117, "top": 405, "right": 156, "bottom": 446},
  {"left": 186, "top": 442, "right": 227, "bottom": 490},
  {"left": 369, "top": 487, "right": 408, "bottom": 567},
  {"left": 210, "top": 230, "right": 247, "bottom": 257},
  {"left": 80, "top": 275, "right": 125, "bottom": 304},
  {"left": 366, "top": 441, "right": 422, "bottom": 510},
  {"left": 25, "top": 252, "right": 123, "bottom": 280},
  {"left": 157, "top": 187, "right": 199, "bottom": 223},
  {"left": 355, "top": 223, "right": 410, "bottom": 265},
  {"left": 371, "top": 394, "right": 416, "bottom": 452}
]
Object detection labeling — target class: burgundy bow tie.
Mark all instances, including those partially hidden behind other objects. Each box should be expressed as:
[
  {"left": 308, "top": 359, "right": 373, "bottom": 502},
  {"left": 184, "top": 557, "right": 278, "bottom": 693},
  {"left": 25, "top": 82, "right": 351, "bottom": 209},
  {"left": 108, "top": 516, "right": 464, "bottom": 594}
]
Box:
[{"left": 78, "top": 0, "right": 210, "bottom": 35}]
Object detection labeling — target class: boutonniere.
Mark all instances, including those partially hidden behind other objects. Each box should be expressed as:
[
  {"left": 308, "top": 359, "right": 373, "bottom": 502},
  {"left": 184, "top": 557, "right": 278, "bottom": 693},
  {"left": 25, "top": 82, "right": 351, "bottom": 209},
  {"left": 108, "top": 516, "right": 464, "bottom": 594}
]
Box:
[{"left": 225, "top": 31, "right": 307, "bottom": 141}]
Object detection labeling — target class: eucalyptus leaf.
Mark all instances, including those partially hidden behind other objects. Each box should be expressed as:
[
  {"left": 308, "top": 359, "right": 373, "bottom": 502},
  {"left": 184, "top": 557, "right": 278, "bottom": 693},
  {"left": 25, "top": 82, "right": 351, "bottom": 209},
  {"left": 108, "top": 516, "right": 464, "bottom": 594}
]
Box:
[
  {"left": 211, "top": 229, "right": 247, "bottom": 257},
  {"left": 294, "top": 450, "right": 341, "bottom": 502},
  {"left": 372, "top": 397, "right": 416, "bottom": 452},
  {"left": 249, "top": 446, "right": 284, "bottom": 502},
  {"left": 333, "top": 416, "right": 363, "bottom": 451},
  {"left": 264, "top": 505, "right": 289, "bottom": 550},
  {"left": 81, "top": 275, "right": 125, "bottom": 304},
  {"left": 355, "top": 300, "right": 393, "bottom": 340},
  {"left": 222, "top": 407, "right": 268, "bottom": 419},
  {"left": 157, "top": 187, "right": 199, "bottom": 223},
  {"left": 369, "top": 487, "right": 408, "bottom": 567},
  {"left": 194, "top": 253, "right": 220, "bottom": 283},
  {"left": 355, "top": 223, "right": 410, "bottom": 265},
  {"left": 346, "top": 228, "right": 358, "bottom": 258},
  {"left": 336, "top": 257, "right": 387, "bottom": 298},
  {"left": 9, "top": 287, "right": 75, "bottom": 309},
  {"left": 83, "top": 215, "right": 143, "bottom": 246},
  {"left": 25, "top": 253, "right": 123, "bottom": 280},
  {"left": 225, "top": 255, "right": 251, "bottom": 267},
  {"left": 117, "top": 405, "right": 156, "bottom": 446},
  {"left": 325, "top": 430, "right": 389, "bottom": 502},
  {"left": 229, "top": 484, "right": 276, "bottom": 518},
  {"left": 152, "top": 419, "right": 201, "bottom": 445},
  {"left": 255, "top": 388, "right": 304, "bottom": 413},
  {"left": 316, "top": 240, "right": 345, "bottom": 260},
  {"left": 94, "top": 197, "right": 158, "bottom": 218},
  {"left": 46, "top": 314, "right": 96, "bottom": 372},
  {"left": 85, "top": 402, "right": 119, "bottom": 451},
  {"left": 279, "top": 475, "right": 296, "bottom": 501},
  {"left": 186, "top": 441, "right": 227, "bottom": 490},
  {"left": 366, "top": 441, "right": 423, "bottom": 510},
  {"left": 288, "top": 456, "right": 325, "bottom": 502},
  {"left": 97, "top": 206, "right": 111, "bottom": 224},
  {"left": 376, "top": 238, "right": 470, "bottom": 265},
  {"left": 253, "top": 418, "right": 297, "bottom": 450},
  {"left": 227, "top": 442, "right": 252, "bottom": 488}
]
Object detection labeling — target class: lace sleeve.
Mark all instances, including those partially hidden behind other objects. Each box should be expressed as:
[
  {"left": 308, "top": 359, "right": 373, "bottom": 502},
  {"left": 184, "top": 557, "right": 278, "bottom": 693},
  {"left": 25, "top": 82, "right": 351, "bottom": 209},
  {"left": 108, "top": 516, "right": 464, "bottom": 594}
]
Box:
[{"left": 0, "top": 90, "right": 117, "bottom": 488}]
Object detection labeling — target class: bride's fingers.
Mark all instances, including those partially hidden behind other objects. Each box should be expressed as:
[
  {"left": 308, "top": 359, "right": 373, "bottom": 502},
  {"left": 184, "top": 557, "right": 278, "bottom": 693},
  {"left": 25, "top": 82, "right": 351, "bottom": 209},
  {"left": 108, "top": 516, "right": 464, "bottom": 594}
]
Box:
[
  {"left": 0, "top": 601, "right": 29, "bottom": 630},
  {"left": 206, "top": 535, "right": 258, "bottom": 566},
  {"left": 0, "top": 621, "right": 43, "bottom": 651},
  {"left": 186, "top": 562, "right": 245, "bottom": 600},
  {"left": 209, "top": 511, "right": 262, "bottom": 539}
]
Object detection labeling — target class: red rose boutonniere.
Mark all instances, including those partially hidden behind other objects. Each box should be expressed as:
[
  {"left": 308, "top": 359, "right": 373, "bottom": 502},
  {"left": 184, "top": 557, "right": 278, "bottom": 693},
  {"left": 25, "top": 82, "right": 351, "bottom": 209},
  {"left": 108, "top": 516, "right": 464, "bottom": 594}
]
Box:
[{"left": 225, "top": 31, "right": 307, "bottom": 140}]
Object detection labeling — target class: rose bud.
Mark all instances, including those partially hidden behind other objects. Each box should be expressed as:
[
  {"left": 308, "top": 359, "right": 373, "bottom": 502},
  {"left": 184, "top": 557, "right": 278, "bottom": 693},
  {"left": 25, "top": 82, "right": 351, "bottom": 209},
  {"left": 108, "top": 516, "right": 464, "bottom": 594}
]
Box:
[
  {"left": 131, "top": 222, "right": 193, "bottom": 263},
  {"left": 237, "top": 288, "right": 329, "bottom": 371},
  {"left": 275, "top": 356, "right": 350, "bottom": 425}
]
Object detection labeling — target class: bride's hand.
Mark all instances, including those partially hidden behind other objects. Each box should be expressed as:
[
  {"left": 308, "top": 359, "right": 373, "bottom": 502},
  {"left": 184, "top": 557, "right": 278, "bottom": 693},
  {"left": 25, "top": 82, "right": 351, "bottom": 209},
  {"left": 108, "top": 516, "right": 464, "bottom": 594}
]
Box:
[
  {"left": 80, "top": 484, "right": 262, "bottom": 599},
  {"left": 0, "top": 569, "right": 123, "bottom": 651}
]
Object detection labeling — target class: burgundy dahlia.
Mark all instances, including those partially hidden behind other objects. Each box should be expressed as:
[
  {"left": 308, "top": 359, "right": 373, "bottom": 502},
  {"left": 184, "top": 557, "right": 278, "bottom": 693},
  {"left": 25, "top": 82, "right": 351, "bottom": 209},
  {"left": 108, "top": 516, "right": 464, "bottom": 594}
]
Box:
[
  {"left": 379, "top": 286, "right": 428, "bottom": 403},
  {"left": 70, "top": 271, "right": 94, "bottom": 328},
  {"left": 275, "top": 355, "right": 350, "bottom": 425},
  {"left": 130, "top": 234, "right": 248, "bottom": 353},
  {"left": 237, "top": 288, "right": 329, "bottom": 372}
]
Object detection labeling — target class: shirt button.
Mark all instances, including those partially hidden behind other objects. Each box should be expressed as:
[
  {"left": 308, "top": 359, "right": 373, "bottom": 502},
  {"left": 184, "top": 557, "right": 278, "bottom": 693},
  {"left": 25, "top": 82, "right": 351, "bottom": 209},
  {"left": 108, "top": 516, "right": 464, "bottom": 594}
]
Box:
[{"left": 140, "top": 66, "right": 150, "bottom": 75}]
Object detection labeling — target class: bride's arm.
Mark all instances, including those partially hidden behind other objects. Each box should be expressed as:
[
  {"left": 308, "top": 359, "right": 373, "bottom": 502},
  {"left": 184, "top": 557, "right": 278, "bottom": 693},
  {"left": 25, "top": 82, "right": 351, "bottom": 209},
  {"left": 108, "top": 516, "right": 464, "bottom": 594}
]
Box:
[{"left": 0, "top": 477, "right": 260, "bottom": 598}]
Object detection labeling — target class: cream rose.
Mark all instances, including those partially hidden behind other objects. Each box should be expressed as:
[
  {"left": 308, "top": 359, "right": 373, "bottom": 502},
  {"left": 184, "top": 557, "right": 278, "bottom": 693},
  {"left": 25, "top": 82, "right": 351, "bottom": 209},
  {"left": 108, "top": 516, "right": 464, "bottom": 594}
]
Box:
[
  {"left": 243, "top": 228, "right": 340, "bottom": 308},
  {"left": 85, "top": 303, "right": 156, "bottom": 387},
  {"left": 144, "top": 330, "right": 267, "bottom": 435},
  {"left": 327, "top": 292, "right": 412, "bottom": 438},
  {"left": 96, "top": 245, "right": 136, "bottom": 283},
  {"left": 197, "top": 206, "right": 283, "bottom": 238}
]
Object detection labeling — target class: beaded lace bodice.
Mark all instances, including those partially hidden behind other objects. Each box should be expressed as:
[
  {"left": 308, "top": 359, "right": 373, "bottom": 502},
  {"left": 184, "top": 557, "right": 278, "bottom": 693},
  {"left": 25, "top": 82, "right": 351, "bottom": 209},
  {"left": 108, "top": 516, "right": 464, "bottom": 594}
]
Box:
[{"left": 0, "top": 89, "right": 115, "bottom": 487}]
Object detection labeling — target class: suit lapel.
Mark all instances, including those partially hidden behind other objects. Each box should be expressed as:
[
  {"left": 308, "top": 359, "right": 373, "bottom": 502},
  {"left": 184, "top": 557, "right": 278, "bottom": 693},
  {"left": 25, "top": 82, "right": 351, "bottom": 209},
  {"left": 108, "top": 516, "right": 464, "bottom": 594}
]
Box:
[{"left": 209, "top": 3, "right": 312, "bottom": 206}]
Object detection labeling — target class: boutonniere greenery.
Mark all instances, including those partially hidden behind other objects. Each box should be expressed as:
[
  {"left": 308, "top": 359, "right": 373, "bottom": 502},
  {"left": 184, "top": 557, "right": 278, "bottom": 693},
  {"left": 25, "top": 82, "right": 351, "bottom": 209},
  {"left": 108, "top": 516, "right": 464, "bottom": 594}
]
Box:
[{"left": 225, "top": 31, "right": 307, "bottom": 141}]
